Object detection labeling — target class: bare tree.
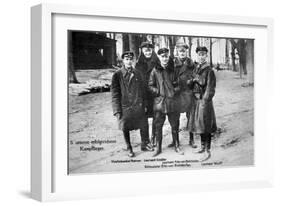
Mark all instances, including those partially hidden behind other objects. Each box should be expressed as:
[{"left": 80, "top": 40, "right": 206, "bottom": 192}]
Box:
[
  {"left": 127, "top": 34, "right": 142, "bottom": 58},
  {"left": 168, "top": 36, "right": 176, "bottom": 58},
  {"left": 188, "top": 37, "right": 192, "bottom": 57},
  {"left": 68, "top": 31, "right": 79, "bottom": 83},
  {"left": 151, "top": 35, "right": 155, "bottom": 44},
  {"left": 122, "top": 34, "right": 130, "bottom": 52},
  {"left": 245, "top": 40, "right": 254, "bottom": 83},
  {"left": 230, "top": 39, "right": 243, "bottom": 78},
  {"left": 237, "top": 39, "right": 247, "bottom": 76},
  {"left": 230, "top": 39, "right": 253, "bottom": 80},
  {"left": 225, "top": 39, "right": 230, "bottom": 68},
  {"left": 128, "top": 34, "right": 136, "bottom": 57},
  {"left": 230, "top": 44, "right": 237, "bottom": 72},
  {"left": 209, "top": 38, "right": 213, "bottom": 67}
]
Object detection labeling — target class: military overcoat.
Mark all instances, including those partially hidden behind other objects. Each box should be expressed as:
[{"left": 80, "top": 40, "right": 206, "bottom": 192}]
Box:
[
  {"left": 148, "top": 60, "right": 180, "bottom": 114},
  {"left": 111, "top": 65, "right": 147, "bottom": 131},
  {"left": 187, "top": 62, "right": 217, "bottom": 134},
  {"left": 174, "top": 57, "right": 195, "bottom": 113},
  {"left": 135, "top": 53, "right": 159, "bottom": 117}
]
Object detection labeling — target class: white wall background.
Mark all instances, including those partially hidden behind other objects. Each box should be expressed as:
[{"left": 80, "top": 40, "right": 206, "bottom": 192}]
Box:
[{"left": 0, "top": 0, "right": 280, "bottom": 205}]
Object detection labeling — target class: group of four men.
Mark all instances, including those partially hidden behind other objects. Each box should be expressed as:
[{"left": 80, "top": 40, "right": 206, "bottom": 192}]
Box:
[{"left": 111, "top": 41, "right": 217, "bottom": 161}]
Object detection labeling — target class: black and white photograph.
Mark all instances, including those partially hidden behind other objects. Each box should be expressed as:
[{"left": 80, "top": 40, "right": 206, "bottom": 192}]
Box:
[{"left": 67, "top": 31, "right": 254, "bottom": 174}]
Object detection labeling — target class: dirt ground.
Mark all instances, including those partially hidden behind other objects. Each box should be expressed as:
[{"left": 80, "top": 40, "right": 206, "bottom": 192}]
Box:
[{"left": 68, "top": 69, "right": 254, "bottom": 174}]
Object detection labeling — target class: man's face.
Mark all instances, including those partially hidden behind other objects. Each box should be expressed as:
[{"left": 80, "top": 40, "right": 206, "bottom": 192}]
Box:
[
  {"left": 197, "top": 51, "right": 208, "bottom": 64},
  {"left": 123, "top": 57, "right": 134, "bottom": 68},
  {"left": 142, "top": 47, "right": 153, "bottom": 58},
  {"left": 158, "top": 53, "right": 169, "bottom": 66},
  {"left": 177, "top": 48, "right": 188, "bottom": 59}
]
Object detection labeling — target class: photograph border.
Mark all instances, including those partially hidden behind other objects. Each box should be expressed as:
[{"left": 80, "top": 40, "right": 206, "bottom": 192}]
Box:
[{"left": 31, "top": 3, "right": 274, "bottom": 201}]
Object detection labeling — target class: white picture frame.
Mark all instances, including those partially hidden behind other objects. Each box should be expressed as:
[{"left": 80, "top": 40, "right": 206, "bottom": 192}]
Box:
[{"left": 31, "top": 3, "right": 274, "bottom": 202}]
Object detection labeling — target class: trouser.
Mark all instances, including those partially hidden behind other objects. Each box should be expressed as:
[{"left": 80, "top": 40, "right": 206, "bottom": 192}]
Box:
[
  {"left": 122, "top": 118, "right": 150, "bottom": 150},
  {"left": 123, "top": 130, "right": 132, "bottom": 151},
  {"left": 200, "top": 133, "right": 212, "bottom": 151},
  {"left": 154, "top": 111, "right": 180, "bottom": 151},
  {"left": 140, "top": 118, "right": 150, "bottom": 146},
  {"left": 150, "top": 117, "right": 156, "bottom": 145},
  {"left": 186, "top": 112, "right": 194, "bottom": 143},
  {"left": 189, "top": 132, "right": 194, "bottom": 143}
]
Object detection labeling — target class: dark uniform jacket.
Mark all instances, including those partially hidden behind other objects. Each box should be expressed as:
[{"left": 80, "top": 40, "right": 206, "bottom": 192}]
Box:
[
  {"left": 135, "top": 53, "right": 159, "bottom": 117},
  {"left": 148, "top": 60, "right": 180, "bottom": 114},
  {"left": 174, "top": 57, "right": 195, "bottom": 113},
  {"left": 111, "top": 65, "right": 146, "bottom": 131},
  {"left": 187, "top": 62, "right": 217, "bottom": 134}
]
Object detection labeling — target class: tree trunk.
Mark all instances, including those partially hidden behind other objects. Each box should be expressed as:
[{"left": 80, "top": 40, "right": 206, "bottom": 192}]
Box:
[
  {"left": 238, "top": 45, "right": 243, "bottom": 79},
  {"left": 209, "top": 38, "right": 213, "bottom": 67},
  {"left": 197, "top": 38, "right": 200, "bottom": 47},
  {"left": 237, "top": 39, "right": 247, "bottom": 77},
  {"left": 188, "top": 37, "right": 192, "bottom": 58},
  {"left": 151, "top": 35, "right": 155, "bottom": 44},
  {"left": 122, "top": 34, "right": 130, "bottom": 53},
  {"left": 129, "top": 34, "right": 136, "bottom": 57},
  {"left": 230, "top": 39, "right": 246, "bottom": 77},
  {"left": 245, "top": 40, "right": 254, "bottom": 83},
  {"left": 225, "top": 39, "right": 230, "bottom": 68},
  {"left": 68, "top": 31, "right": 79, "bottom": 83},
  {"left": 230, "top": 46, "right": 237, "bottom": 72},
  {"left": 168, "top": 36, "right": 175, "bottom": 58},
  {"left": 130, "top": 34, "right": 140, "bottom": 58}
]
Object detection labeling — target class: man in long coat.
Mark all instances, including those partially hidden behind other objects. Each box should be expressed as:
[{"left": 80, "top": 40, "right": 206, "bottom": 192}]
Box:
[
  {"left": 187, "top": 46, "right": 217, "bottom": 161},
  {"left": 135, "top": 41, "right": 159, "bottom": 147},
  {"left": 148, "top": 48, "right": 184, "bottom": 157},
  {"left": 172, "top": 42, "right": 197, "bottom": 148},
  {"left": 111, "top": 51, "right": 153, "bottom": 158}
]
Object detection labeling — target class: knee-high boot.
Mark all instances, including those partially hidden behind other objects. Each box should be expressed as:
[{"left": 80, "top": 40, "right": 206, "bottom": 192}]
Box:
[
  {"left": 123, "top": 130, "right": 134, "bottom": 157},
  {"left": 205, "top": 133, "right": 212, "bottom": 152},
  {"left": 151, "top": 118, "right": 156, "bottom": 147},
  {"left": 189, "top": 132, "right": 197, "bottom": 148},
  {"left": 173, "top": 129, "right": 184, "bottom": 155},
  {"left": 153, "top": 127, "right": 162, "bottom": 157},
  {"left": 199, "top": 133, "right": 211, "bottom": 161},
  {"left": 196, "top": 133, "right": 206, "bottom": 153},
  {"left": 140, "top": 119, "right": 153, "bottom": 151}
]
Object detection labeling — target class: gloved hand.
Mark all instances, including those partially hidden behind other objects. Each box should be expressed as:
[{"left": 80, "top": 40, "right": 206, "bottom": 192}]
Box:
[
  {"left": 115, "top": 112, "right": 122, "bottom": 120},
  {"left": 193, "top": 74, "right": 200, "bottom": 83},
  {"left": 186, "top": 79, "right": 193, "bottom": 85},
  {"left": 172, "top": 81, "right": 179, "bottom": 87}
]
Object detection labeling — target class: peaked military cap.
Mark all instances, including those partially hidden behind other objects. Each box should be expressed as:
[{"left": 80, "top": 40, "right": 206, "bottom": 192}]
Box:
[
  {"left": 196, "top": 46, "right": 208, "bottom": 53},
  {"left": 121, "top": 51, "right": 134, "bottom": 59},
  {"left": 176, "top": 42, "right": 189, "bottom": 49},
  {"left": 140, "top": 41, "right": 154, "bottom": 49},
  {"left": 157, "top": 48, "right": 169, "bottom": 55}
]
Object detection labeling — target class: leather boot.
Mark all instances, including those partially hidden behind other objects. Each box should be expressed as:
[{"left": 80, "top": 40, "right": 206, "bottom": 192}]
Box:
[
  {"left": 127, "top": 146, "right": 135, "bottom": 158},
  {"left": 141, "top": 143, "right": 154, "bottom": 151},
  {"left": 151, "top": 136, "right": 156, "bottom": 147},
  {"left": 151, "top": 118, "right": 156, "bottom": 147},
  {"left": 200, "top": 149, "right": 211, "bottom": 162},
  {"left": 140, "top": 125, "right": 153, "bottom": 152},
  {"left": 167, "top": 140, "right": 175, "bottom": 148},
  {"left": 173, "top": 130, "right": 184, "bottom": 155},
  {"left": 200, "top": 133, "right": 211, "bottom": 161},
  {"left": 152, "top": 128, "right": 162, "bottom": 157},
  {"left": 140, "top": 118, "right": 153, "bottom": 151},
  {"left": 196, "top": 134, "right": 206, "bottom": 153},
  {"left": 205, "top": 133, "right": 212, "bottom": 151},
  {"left": 189, "top": 132, "right": 197, "bottom": 148},
  {"left": 123, "top": 130, "right": 135, "bottom": 157}
]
